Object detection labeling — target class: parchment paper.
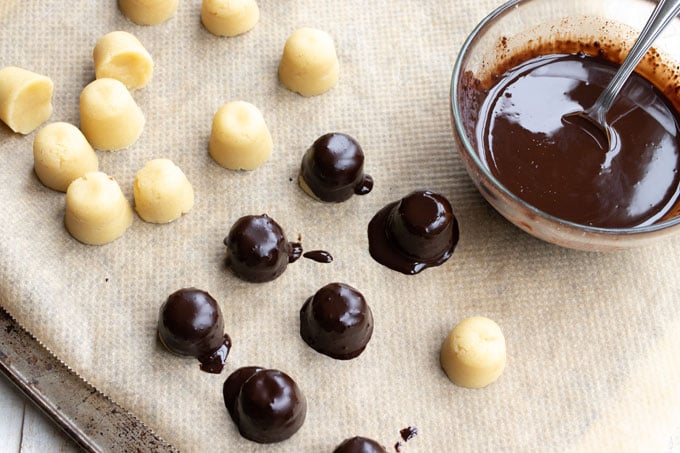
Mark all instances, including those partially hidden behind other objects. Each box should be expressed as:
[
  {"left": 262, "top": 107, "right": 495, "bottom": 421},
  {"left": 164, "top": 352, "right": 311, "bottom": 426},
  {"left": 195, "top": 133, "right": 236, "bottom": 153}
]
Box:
[{"left": 1, "top": 1, "right": 680, "bottom": 451}]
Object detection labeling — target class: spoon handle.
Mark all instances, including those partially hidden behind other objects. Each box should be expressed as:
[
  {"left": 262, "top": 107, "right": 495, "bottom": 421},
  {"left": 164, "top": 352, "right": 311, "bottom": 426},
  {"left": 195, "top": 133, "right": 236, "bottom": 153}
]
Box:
[{"left": 592, "top": 0, "right": 680, "bottom": 118}]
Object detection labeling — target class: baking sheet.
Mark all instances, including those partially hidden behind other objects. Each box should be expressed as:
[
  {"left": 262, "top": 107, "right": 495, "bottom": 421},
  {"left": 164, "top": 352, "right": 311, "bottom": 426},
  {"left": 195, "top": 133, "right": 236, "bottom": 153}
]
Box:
[
  {"left": 0, "top": 307, "right": 175, "bottom": 452},
  {"left": 1, "top": 1, "right": 680, "bottom": 452}
]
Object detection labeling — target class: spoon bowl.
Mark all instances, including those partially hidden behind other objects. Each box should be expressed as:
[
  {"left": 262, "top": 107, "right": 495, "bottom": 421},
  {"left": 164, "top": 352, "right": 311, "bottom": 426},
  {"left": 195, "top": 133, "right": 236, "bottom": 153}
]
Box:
[{"left": 561, "top": 0, "right": 680, "bottom": 150}]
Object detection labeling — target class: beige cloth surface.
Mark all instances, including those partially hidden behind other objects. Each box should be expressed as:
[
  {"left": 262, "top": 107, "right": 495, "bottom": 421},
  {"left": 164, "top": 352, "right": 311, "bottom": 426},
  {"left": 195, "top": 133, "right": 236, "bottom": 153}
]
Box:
[{"left": 1, "top": 1, "right": 680, "bottom": 451}]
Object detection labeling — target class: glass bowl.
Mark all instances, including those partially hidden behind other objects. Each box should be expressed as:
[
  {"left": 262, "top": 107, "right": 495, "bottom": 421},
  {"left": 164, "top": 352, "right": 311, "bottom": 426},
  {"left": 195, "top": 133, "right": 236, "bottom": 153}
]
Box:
[{"left": 450, "top": 0, "right": 680, "bottom": 251}]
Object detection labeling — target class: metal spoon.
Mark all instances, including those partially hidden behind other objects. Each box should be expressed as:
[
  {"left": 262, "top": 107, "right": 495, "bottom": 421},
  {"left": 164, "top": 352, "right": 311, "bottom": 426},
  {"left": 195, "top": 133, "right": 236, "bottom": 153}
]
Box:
[{"left": 562, "top": 0, "right": 680, "bottom": 150}]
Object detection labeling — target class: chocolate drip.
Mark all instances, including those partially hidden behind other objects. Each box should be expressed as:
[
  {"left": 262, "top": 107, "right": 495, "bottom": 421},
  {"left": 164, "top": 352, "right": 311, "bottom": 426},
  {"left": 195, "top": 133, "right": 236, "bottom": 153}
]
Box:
[
  {"left": 198, "top": 336, "right": 231, "bottom": 373},
  {"left": 399, "top": 426, "right": 418, "bottom": 442},
  {"left": 302, "top": 250, "right": 333, "bottom": 263}
]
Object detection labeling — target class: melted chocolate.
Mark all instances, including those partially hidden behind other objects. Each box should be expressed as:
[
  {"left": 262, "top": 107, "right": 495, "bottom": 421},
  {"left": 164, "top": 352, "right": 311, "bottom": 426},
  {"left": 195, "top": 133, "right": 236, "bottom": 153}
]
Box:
[
  {"left": 368, "top": 190, "right": 459, "bottom": 274},
  {"left": 299, "top": 132, "right": 374, "bottom": 202},
  {"left": 299, "top": 283, "right": 373, "bottom": 360},
  {"left": 223, "top": 367, "right": 306, "bottom": 443},
  {"left": 302, "top": 250, "right": 333, "bottom": 263},
  {"left": 224, "top": 214, "right": 302, "bottom": 283},
  {"left": 399, "top": 426, "right": 418, "bottom": 442},
  {"left": 333, "top": 436, "right": 387, "bottom": 453},
  {"left": 157, "top": 287, "right": 231, "bottom": 373},
  {"left": 476, "top": 53, "right": 680, "bottom": 228}
]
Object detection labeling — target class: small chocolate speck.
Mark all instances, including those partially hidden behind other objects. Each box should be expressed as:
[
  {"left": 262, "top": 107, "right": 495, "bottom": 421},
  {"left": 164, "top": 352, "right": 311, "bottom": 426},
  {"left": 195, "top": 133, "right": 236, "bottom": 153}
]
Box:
[
  {"left": 394, "top": 441, "right": 403, "bottom": 452},
  {"left": 400, "top": 426, "right": 418, "bottom": 442}
]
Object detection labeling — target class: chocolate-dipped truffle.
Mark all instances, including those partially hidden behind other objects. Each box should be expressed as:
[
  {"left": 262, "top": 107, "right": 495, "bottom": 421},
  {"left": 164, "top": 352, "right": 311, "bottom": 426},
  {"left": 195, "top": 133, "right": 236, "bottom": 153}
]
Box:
[
  {"left": 157, "top": 287, "right": 231, "bottom": 373},
  {"left": 298, "top": 132, "right": 373, "bottom": 202},
  {"left": 300, "top": 283, "right": 373, "bottom": 360},
  {"left": 224, "top": 214, "right": 302, "bottom": 283},
  {"left": 223, "top": 366, "right": 307, "bottom": 443},
  {"left": 367, "top": 190, "right": 459, "bottom": 275},
  {"left": 333, "top": 436, "right": 387, "bottom": 453}
]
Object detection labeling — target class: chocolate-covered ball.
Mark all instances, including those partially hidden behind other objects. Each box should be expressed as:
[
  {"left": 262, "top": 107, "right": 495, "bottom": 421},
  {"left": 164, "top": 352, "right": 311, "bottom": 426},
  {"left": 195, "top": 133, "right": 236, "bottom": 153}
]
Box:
[
  {"left": 333, "top": 436, "right": 387, "bottom": 453},
  {"left": 223, "top": 366, "right": 307, "bottom": 443},
  {"left": 224, "top": 214, "right": 302, "bottom": 283},
  {"left": 367, "top": 190, "right": 459, "bottom": 275},
  {"left": 298, "top": 132, "right": 373, "bottom": 202},
  {"left": 300, "top": 283, "right": 373, "bottom": 360},
  {"left": 157, "top": 287, "right": 231, "bottom": 373}
]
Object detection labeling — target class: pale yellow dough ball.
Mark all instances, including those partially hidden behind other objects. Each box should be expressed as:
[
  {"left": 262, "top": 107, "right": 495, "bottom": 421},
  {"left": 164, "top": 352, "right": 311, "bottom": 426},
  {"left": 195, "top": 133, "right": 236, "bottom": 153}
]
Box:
[
  {"left": 278, "top": 28, "right": 339, "bottom": 97},
  {"left": 201, "top": 0, "right": 259, "bottom": 37},
  {"left": 208, "top": 101, "right": 272, "bottom": 170},
  {"left": 79, "top": 78, "right": 145, "bottom": 151},
  {"left": 133, "top": 159, "right": 194, "bottom": 223},
  {"left": 118, "top": 0, "right": 178, "bottom": 25},
  {"left": 93, "top": 31, "right": 154, "bottom": 90},
  {"left": 64, "top": 171, "right": 133, "bottom": 245},
  {"left": 33, "top": 122, "right": 99, "bottom": 192},
  {"left": 0, "top": 66, "right": 53, "bottom": 134},
  {"left": 440, "top": 316, "right": 506, "bottom": 388}
]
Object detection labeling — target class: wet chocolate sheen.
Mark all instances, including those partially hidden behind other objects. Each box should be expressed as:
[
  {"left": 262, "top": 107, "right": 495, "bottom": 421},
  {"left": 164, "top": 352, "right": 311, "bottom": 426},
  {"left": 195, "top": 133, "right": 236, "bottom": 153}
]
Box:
[
  {"left": 368, "top": 190, "right": 459, "bottom": 274},
  {"left": 302, "top": 249, "right": 333, "bottom": 263},
  {"left": 157, "top": 287, "right": 231, "bottom": 373},
  {"left": 224, "top": 214, "right": 302, "bottom": 283},
  {"left": 477, "top": 53, "right": 680, "bottom": 228},
  {"left": 333, "top": 436, "right": 387, "bottom": 453},
  {"left": 299, "top": 282, "right": 373, "bottom": 360},
  {"left": 223, "top": 367, "right": 307, "bottom": 443},
  {"left": 300, "top": 132, "right": 374, "bottom": 202}
]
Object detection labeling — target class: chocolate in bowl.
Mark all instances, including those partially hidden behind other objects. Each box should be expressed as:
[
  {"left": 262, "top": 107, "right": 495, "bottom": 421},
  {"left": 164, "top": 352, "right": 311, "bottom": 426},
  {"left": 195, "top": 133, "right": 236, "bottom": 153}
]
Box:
[{"left": 451, "top": 0, "right": 680, "bottom": 250}]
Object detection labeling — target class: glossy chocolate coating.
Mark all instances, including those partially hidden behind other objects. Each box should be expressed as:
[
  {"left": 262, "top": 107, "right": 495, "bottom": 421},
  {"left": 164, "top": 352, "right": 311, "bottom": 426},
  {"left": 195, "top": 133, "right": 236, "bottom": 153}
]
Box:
[
  {"left": 300, "top": 283, "right": 373, "bottom": 360},
  {"left": 223, "top": 367, "right": 306, "bottom": 443},
  {"left": 299, "top": 132, "right": 373, "bottom": 202},
  {"left": 474, "top": 53, "right": 680, "bottom": 228},
  {"left": 302, "top": 249, "right": 333, "bottom": 263},
  {"left": 224, "top": 214, "right": 302, "bottom": 283},
  {"left": 157, "top": 287, "right": 231, "bottom": 373},
  {"left": 368, "top": 190, "right": 459, "bottom": 275},
  {"left": 333, "top": 436, "right": 387, "bottom": 453}
]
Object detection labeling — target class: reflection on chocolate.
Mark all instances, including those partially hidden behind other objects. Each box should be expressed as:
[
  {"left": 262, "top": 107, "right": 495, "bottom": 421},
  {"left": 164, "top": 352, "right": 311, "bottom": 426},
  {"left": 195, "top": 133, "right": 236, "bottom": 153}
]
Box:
[
  {"left": 223, "top": 366, "right": 306, "bottom": 443},
  {"left": 300, "top": 282, "right": 373, "bottom": 360},
  {"left": 333, "top": 436, "right": 387, "bottom": 453},
  {"left": 368, "top": 190, "right": 459, "bottom": 274},
  {"left": 474, "top": 53, "right": 680, "bottom": 228},
  {"left": 302, "top": 249, "right": 333, "bottom": 263},
  {"left": 299, "top": 132, "right": 373, "bottom": 202},
  {"left": 157, "top": 287, "right": 231, "bottom": 373},
  {"left": 224, "top": 214, "right": 302, "bottom": 282}
]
